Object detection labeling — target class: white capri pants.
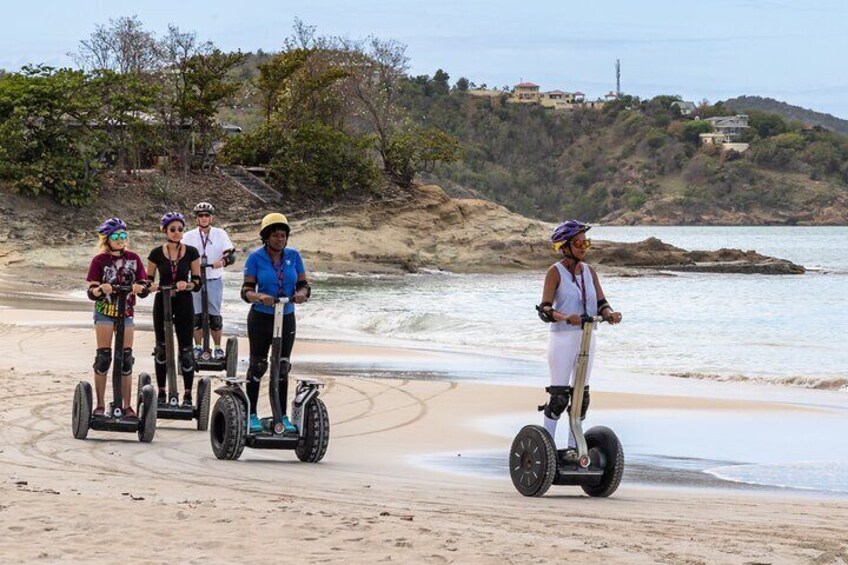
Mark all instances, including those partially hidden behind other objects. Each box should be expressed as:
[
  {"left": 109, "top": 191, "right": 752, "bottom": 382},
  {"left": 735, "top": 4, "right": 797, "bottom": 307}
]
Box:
[{"left": 543, "top": 330, "right": 596, "bottom": 445}]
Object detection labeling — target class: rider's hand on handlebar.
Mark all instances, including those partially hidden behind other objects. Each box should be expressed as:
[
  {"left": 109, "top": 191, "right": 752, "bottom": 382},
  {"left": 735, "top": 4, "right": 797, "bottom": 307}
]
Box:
[
  {"left": 603, "top": 311, "right": 623, "bottom": 324},
  {"left": 292, "top": 292, "right": 307, "bottom": 304},
  {"left": 562, "top": 313, "right": 582, "bottom": 325},
  {"left": 175, "top": 281, "right": 188, "bottom": 292},
  {"left": 256, "top": 293, "right": 276, "bottom": 306},
  {"left": 100, "top": 283, "right": 113, "bottom": 295},
  {"left": 131, "top": 283, "right": 145, "bottom": 295}
]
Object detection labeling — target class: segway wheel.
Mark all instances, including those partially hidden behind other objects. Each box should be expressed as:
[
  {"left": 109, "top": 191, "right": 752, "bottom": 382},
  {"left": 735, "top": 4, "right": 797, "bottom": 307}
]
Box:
[
  {"left": 580, "top": 426, "right": 625, "bottom": 498},
  {"left": 136, "top": 372, "right": 152, "bottom": 415},
  {"left": 196, "top": 377, "right": 211, "bottom": 431},
  {"left": 72, "top": 381, "right": 93, "bottom": 440},
  {"left": 509, "top": 425, "right": 556, "bottom": 497},
  {"left": 295, "top": 397, "right": 330, "bottom": 463},
  {"left": 210, "top": 394, "right": 246, "bottom": 460},
  {"left": 137, "top": 384, "right": 157, "bottom": 443},
  {"left": 225, "top": 337, "right": 238, "bottom": 379}
]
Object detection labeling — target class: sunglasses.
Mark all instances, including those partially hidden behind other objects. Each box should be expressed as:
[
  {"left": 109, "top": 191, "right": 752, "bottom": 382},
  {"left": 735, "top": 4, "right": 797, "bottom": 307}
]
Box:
[
  {"left": 168, "top": 226, "right": 184, "bottom": 233},
  {"left": 572, "top": 238, "right": 592, "bottom": 250},
  {"left": 109, "top": 232, "right": 128, "bottom": 241},
  {"left": 196, "top": 213, "right": 211, "bottom": 218}
]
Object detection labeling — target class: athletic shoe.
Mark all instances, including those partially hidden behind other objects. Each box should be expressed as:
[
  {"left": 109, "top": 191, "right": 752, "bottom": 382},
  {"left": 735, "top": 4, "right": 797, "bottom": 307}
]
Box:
[
  {"left": 213, "top": 348, "right": 225, "bottom": 360},
  {"left": 281, "top": 415, "right": 297, "bottom": 434},
  {"left": 193, "top": 346, "right": 203, "bottom": 359},
  {"left": 182, "top": 393, "right": 192, "bottom": 407},
  {"left": 559, "top": 448, "right": 579, "bottom": 464},
  {"left": 249, "top": 414, "right": 262, "bottom": 433},
  {"left": 93, "top": 406, "right": 105, "bottom": 417},
  {"left": 157, "top": 389, "right": 167, "bottom": 403},
  {"left": 123, "top": 406, "right": 138, "bottom": 419}
]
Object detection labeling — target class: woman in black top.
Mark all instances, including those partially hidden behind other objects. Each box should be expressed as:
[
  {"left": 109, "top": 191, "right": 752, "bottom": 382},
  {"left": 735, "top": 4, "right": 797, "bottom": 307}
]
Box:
[{"left": 147, "top": 212, "right": 202, "bottom": 405}]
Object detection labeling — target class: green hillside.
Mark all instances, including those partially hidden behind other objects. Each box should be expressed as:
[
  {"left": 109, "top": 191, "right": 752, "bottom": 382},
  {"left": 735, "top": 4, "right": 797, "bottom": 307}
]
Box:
[{"left": 724, "top": 96, "right": 848, "bottom": 136}]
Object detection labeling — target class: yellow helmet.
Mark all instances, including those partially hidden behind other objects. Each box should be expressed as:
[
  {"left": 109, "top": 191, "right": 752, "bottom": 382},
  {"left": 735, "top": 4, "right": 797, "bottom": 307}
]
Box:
[{"left": 259, "top": 213, "right": 290, "bottom": 239}]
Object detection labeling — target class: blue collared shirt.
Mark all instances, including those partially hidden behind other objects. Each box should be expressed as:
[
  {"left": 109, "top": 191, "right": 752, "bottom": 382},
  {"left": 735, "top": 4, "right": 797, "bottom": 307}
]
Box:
[{"left": 244, "top": 246, "right": 305, "bottom": 315}]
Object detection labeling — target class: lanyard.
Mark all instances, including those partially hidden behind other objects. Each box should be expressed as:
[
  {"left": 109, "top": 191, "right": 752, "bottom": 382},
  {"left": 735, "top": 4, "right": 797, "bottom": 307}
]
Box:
[
  {"left": 565, "top": 260, "right": 588, "bottom": 316},
  {"left": 165, "top": 244, "right": 182, "bottom": 283},
  {"left": 199, "top": 228, "right": 211, "bottom": 257},
  {"left": 273, "top": 256, "right": 286, "bottom": 298}
]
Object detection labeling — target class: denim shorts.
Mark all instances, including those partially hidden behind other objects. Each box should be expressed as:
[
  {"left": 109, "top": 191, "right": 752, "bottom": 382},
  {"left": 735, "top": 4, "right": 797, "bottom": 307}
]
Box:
[{"left": 93, "top": 311, "right": 134, "bottom": 327}]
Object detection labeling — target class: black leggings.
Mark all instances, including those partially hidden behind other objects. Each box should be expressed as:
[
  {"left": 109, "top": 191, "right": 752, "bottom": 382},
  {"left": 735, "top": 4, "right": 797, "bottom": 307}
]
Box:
[
  {"left": 246, "top": 308, "right": 296, "bottom": 416},
  {"left": 153, "top": 292, "right": 196, "bottom": 392}
]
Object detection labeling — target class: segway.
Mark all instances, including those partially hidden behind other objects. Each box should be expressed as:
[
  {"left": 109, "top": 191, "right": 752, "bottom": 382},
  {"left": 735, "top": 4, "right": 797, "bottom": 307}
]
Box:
[
  {"left": 210, "top": 296, "right": 329, "bottom": 462},
  {"left": 72, "top": 286, "right": 157, "bottom": 442},
  {"left": 155, "top": 285, "right": 211, "bottom": 431},
  {"left": 510, "top": 315, "right": 624, "bottom": 497},
  {"left": 194, "top": 254, "right": 237, "bottom": 374}
]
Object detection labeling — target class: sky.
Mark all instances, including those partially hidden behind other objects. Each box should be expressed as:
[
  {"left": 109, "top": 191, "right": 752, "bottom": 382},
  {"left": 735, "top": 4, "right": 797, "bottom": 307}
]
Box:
[{"left": 1, "top": 0, "right": 847, "bottom": 118}]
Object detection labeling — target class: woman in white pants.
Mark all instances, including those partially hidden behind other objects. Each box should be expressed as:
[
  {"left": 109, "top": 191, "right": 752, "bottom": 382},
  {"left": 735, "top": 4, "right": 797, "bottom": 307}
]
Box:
[{"left": 536, "top": 220, "right": 622, "bottom": 453}]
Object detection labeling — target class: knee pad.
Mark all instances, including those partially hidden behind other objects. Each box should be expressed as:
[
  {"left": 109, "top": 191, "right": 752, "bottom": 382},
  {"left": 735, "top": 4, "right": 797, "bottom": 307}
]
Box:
[
  {"left": 209, "top": 315, "right": 223, "bottom": 331},
  {"left": 153, "top": 343, "right": 167, "bottom": 365},
  {"left": 179, "top": 347, "right": 195, "bottom": 373},
  {"left": 538, "top": 385, "right": 571, "bottom": 420},
  {"left": 247, "top": 357, "right": 268, "bottom": 383},
  {"left": 568, "top": 387, "right": 591, "bottom": 420},
  {"left": 121, "top": 348, "right": 134, "bottom": 375},
  {"left": 193, "top": 314, "right": 203, "bottom": 331},
  {"left": 93, "top": 348, "right": 112, "bottom": 375}
]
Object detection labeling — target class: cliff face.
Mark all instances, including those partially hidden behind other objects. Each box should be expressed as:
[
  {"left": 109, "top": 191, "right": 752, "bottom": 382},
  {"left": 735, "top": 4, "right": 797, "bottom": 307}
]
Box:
[{"left": 0, "top": 177, "right": 803, "bottom": 276}]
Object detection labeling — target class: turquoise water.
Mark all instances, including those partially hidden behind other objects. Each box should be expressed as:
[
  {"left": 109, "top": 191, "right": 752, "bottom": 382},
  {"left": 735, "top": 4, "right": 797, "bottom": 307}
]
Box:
[{"left": 220, "top": 226, "right": 848, "bottom": 386}]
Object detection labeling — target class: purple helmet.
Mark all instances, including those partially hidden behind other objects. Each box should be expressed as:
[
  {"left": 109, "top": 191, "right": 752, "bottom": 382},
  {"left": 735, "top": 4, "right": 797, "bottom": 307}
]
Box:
[
  {"left": 551, "top": 219, "right": 590, "bottom": 250},
  {"left": 160, "top": 212, "right": 186, "bottom": 231},
  {"left": 98, "top": 217, "right": 127, "bottom": 237}
]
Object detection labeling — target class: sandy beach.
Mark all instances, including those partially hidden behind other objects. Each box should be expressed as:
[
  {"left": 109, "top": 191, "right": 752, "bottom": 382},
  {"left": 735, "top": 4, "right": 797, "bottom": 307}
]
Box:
[{"left": 1, "top": 293, "right": 847, "bottom": 565}]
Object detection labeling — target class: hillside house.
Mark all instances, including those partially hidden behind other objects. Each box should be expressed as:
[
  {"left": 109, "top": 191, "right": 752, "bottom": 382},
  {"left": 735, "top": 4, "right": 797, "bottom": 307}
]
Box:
[
  {"left": 508, "top": 82, "right": 600, "bottom": 110},
  {"left": 513, "top": 82, "right": 541, "bottom": 102},
  {"left": 705, "top": 114, "right": 749, "bottom": 138}
]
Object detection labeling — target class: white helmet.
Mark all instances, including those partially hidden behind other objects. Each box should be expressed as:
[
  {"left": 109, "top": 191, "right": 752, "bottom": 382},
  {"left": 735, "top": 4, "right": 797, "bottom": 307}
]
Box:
[{"left": 193, "top": 202, "right": 215, "bottom": 215}]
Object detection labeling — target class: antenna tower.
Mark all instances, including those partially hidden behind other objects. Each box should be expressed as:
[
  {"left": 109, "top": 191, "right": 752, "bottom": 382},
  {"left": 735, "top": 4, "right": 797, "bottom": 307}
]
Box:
[{"left": 616, "top": 59, "right": 621, "bottom": 97}]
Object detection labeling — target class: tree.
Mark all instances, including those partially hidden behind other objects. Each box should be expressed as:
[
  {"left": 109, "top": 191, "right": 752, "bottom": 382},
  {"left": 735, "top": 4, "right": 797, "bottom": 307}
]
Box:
[
  {"left": 72, "top": 15, "right": 159, "bottom": 74},
  {"left": 384, "top": 127, "right": 463, "bottom": 187},
  {"left": 454, "top": 77, "right": 469, "bottom": 92},
  {"left": 432, "top": 69, "right": 450, "bottom": 96},
  {"left": 0, "top": 66, "right": 104, "bottom": 206}
]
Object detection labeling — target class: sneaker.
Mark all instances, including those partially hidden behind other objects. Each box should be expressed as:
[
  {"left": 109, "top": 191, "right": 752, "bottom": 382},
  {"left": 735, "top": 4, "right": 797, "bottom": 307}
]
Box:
[
  {"left": 559, "top": 448, "right": 579, "bottom": 464},
  {"left": 249, "top": 414, "right": 262, "bottom": 433},
  {"left": 281, "top": 415, "right": 297, "bottom": 434},
  {"left": 157, "top": 389, "right": 166, "bottom": 403},
  {"left": 193, "top": 346, "right": 203, "bottom": 359},
  {"left": 182, "top": 393, "right": 193, "bottom": 407},
  {"left": 123, "top": 406, "right": 138, "bottom": 420},
  {"left": 213, "top": 348, "right": 225, "bottom": 360},
  {"left": 93, "top": 405, "right": 105, "bottom": 417}
]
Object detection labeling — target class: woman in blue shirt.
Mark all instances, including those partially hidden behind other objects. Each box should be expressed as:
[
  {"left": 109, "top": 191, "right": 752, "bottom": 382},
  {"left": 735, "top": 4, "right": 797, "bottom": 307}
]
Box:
[{"left": 241, "top": 213, "right": 311, "bottom": 432}]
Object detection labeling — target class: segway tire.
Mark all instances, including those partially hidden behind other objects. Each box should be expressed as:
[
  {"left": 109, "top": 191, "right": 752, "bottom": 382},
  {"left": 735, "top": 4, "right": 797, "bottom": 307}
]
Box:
[
  {"left": 138, "top": 384, "right": 157, "bottom": 443},
  {"left": 295, "top": 397, "right": 330, "bottom": 463},
  {"left": 136, "top": 372, "right": 152, "bottom": 414},
  {"left": 210, "top": 394, "right": 246, "bottom": 460},
  {"left": 196, "top": 377, "right": 211, "bottom": 431},
  {"left": 225, "top": 337, "right": 238, "bottom": 379},
  {"left": 580, "top": 426, "right": 624, "bottom": 498},
  {"left": 509, "top": 425, "right": 556, "bottom": 497},
  {"left": 72, "top": 381, "right": 93, "bottom": 440}
]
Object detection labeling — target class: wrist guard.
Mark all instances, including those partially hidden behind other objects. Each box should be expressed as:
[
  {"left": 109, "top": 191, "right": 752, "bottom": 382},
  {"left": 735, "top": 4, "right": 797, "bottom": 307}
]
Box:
[
  {"left": 241, "top": 282, "right": 256, "bottom": 303},
  {"left": 223, "top": 249, "right": 236, "bottom": 267},
  {"left": 536, "top": 302, "right": 555, "bottom": 323},
  {"left": 295, "top": 280, "right": 311, "bottom": 299},
  {"left": 136, "top": 280, "right": 151, "bottom": 299},
  {"left": 191, "top": 275, "right": 202, "bottom": 293},
  {"left": 87, "top": 284, "right": 101, "bottom": 301},
  {"left": 597, "top": 298, "right": 612, "bottom": 313}
]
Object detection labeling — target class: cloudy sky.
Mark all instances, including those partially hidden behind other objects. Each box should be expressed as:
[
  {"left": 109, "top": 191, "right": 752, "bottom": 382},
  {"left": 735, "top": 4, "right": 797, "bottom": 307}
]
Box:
[{"left": 2, "top": 0, "right": 846, "bottom": 118}]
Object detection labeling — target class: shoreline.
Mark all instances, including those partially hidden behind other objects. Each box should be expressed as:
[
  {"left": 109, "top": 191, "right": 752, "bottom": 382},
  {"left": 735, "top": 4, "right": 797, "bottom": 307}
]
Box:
[{"left": 2, "top": 288, "right": 848, "bottom": 561}]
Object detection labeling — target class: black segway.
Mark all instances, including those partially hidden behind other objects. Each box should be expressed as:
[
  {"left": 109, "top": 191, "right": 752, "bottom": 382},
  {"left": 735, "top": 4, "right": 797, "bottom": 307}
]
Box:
[
  {"left": 210, "top": 296, "right": 329, "bottom": 462},
  {"left": 72, "top": 286, "right": 157, "bottom": 442},
  {"left": 194, "top": 254, "right": 237, "bottom": 373},
  {"left": 510, "top": 315, "right": 624, "bottom": 497},
  {"left": 155, "top": 285, "right": 211, "bottom": 431}
]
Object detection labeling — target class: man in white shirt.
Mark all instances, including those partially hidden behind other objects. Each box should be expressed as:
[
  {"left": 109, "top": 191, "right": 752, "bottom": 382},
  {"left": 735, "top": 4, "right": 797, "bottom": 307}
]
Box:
[{"left": 183, "top": 202, "right": 235, "bottom": 360}]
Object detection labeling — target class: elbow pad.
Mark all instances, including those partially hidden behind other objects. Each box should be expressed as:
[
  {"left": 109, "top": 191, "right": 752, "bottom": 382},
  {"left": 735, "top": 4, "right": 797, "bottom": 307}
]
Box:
[
  {"left": 223, "top": 249, "right": 236, "bottom": 267},
  {"left": 240, "top": 282, "right": 256, "bottom": 303},
  {"left": 295, "top": 280, "right": 311, "bottom": 299},
  {"left": 191, "top": 275, "right": 202, "bottom": 293},
  {"left": 536, "top": 302, "right": 555, "bottom": 323}
]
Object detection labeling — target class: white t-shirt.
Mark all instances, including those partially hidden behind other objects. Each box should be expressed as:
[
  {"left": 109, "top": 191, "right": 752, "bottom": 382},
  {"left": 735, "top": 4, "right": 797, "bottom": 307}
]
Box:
[{"left": 183, "top": 226, "right": 235, "bottom": 280}]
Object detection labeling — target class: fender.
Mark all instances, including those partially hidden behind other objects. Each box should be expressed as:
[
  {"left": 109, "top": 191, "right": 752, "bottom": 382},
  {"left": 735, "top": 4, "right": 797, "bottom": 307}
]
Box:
[{"left": 291, "top": 380, "right": 322, "bottom": 437}]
